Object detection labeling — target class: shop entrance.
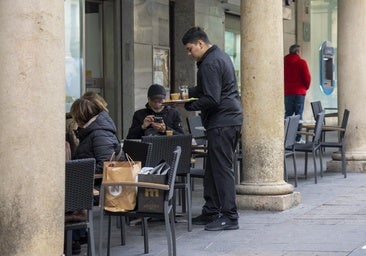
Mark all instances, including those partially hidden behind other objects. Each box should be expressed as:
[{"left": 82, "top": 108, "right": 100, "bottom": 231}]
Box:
[{"left": 85, "top": 0, "right": 105, "bottom": 97}]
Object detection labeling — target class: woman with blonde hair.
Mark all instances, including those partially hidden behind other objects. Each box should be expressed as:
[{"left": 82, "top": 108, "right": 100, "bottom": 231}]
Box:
[{"left": 67, "top": 94, "right": 121, "bottom": 254}]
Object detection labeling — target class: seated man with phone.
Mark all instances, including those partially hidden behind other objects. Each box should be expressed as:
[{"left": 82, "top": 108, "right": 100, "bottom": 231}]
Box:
[{"left": 126, "top": 84, "right": 184, "bottom": 139}]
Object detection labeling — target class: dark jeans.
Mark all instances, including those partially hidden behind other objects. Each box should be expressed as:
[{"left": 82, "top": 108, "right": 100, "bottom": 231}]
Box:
[
  {"left": 202, "top": 125, "right": 241, "bottom": 220},
  {"left": 285, "top": 94, "right": 305, "bottom": 141}
]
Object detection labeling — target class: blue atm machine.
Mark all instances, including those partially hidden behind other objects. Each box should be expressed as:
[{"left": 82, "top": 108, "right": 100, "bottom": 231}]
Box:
[{"left": 319, "top": 41, "right": 335, "bottom": 95}]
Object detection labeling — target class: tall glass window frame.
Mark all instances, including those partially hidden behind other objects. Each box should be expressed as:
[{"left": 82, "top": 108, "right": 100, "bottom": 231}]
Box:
[
  {"left": 224, "top": 30, "right": 241, "bottom": 93},
  {"left": 64, "top": 0, "right": 85, "bottom": 112}
]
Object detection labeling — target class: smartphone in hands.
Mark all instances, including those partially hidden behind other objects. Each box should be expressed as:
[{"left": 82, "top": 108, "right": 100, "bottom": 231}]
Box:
[{"left": 153, "top": 116, "right": 163, "bottom": 123}]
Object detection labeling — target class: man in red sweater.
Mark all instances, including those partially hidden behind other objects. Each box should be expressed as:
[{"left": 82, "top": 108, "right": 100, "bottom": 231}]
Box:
[{"left": 284, "top": 44, "right": 311, "bottom": 142}]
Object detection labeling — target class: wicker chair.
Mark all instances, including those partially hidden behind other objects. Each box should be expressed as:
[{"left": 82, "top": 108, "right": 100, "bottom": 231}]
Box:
[
  {"left": 99, "top": 146, "right": 181, "bottom": 256},
  {"left": 142, "top": 134, "right": 193, "bottom": 232},
  {"left": 116, "top": 139, "right": 153, "bottom": 244},
  {"left": 122, "top": 140, "right": 152, "bottom": 167},
  {"left": 64, "top": 158, "right": 96, "bottom": 256}
]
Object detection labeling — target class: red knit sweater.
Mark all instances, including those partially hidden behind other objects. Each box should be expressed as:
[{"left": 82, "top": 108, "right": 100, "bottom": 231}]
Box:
[{"left": 284, "top": 54, "right": 311, "bottom": 95}]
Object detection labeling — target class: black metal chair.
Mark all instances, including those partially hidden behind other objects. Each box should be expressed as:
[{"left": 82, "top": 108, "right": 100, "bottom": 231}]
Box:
[
  {"left": 64, "top": 158, "right": 96, "bottom": 256},
  {"left": 320, "top": 109, "right": 350, "bottom": 178},
  {"left": 186, "top": 116, "right": 207, "bottom": 190},
  {"left": 311, "top": 100, "right": 338, "bottom": 120},
  {"left": 186, "top": 116, "right": 207, "bottom": 157},
  {"left": 114, "top": 140, "right": 153, "bottom": 243},
  {"left": 233, "top": 136, "right": 243, "bottom": 184},
  {"left": 99, "top": 146, "right": 181, "bottom": 256},
  {"left": 310, "top": 101, "right": 338, "bottom": 143},
  {"left": 284, "top": 115, "right": 300, "bottom": 187},
  {"left": 291, "top": 112, "right": 325, "bottom": 184},
  {"left": 142, "top": 134, "right": 193, "bottom": 232},
  {"left": 186, "top": 115, "right": 207, "bottom": 150}
]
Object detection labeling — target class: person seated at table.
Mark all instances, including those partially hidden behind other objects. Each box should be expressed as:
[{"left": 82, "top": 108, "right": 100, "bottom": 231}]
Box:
[
  {"left": 66, "top": 91, "right": 109, "bottom": 159},
  {"left": 70, "top": 97, "right": 123, "bottom": 174},
  {"left": 126, "top": 84, "right": 184, "bottom": 139},
  {"left": 68, "top": 95, "right": 123, "bottom": 254}
]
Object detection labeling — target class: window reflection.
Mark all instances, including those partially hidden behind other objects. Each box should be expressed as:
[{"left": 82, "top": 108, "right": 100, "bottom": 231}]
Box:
[
  {"left": 225, "top": 31, "right": 241, "bottom": 93},
  {"left": 64, "top": 0, "right": 83, "bottom": 112}
]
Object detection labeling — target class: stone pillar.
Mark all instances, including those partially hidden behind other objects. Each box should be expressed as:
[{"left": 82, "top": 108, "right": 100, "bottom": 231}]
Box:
[
  {"left": 236, "top": 0, "right": 300, "bottom": 210},
  {"left": 327, "top": 0, "right": 366, "bottom": 173},
  {"left": 0, "top": 1, "right": 65, "bottom": 255},
  {"left": 173, "top": 0, "right": 196, "bottom": 90}
]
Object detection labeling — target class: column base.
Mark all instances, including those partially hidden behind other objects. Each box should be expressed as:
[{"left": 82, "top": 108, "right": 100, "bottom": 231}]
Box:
[
  {"left": 327, "top": 160, "right": 366, "bottom": 173},
  {"left": 327, "top": 151, "right": 366, "bottom": 173},
  {"left": 236, "top": 192, "right": 301, "bottom": 211},
  {"left": 236, "top": 182, "right": 301, "bottom": 211}
]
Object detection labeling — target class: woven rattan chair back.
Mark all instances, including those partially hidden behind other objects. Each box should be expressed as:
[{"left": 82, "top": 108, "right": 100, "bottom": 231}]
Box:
[{"left": 123, "top": 140, "right": 152, "bottom": 167}]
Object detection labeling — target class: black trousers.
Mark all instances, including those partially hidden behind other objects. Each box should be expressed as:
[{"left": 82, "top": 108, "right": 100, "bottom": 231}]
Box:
[{"left": 202, "top": 125, "right": 241, "bottom": 219}]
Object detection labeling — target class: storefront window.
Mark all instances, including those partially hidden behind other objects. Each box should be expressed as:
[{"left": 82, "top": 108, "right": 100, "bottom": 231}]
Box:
[
  {"left": 64, "top": 0, "right": 83, "bottom": 112},
  {"left": 225, "top": 31, "right": 241, "bottom": 92},
  {"left": 310, "top": 0, "right": 338, "bottom": 109}
]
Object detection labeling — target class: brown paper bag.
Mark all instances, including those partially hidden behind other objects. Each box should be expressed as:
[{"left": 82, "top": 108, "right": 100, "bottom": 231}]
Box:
[{"left": 103, "top": 155, "right": 141, "bottom": 212}]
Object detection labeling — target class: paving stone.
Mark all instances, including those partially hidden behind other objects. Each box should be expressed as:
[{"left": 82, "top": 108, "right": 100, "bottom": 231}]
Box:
[{"left": 84, "top": 149, "right": 366, "bottom": 256}]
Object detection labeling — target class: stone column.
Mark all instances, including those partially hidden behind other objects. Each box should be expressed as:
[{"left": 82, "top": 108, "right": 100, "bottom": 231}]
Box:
[
  {"left": 236, "top": 0, "right": 300, "bottom": 210},
  {"left": 173, "top": 0, "right": 196, "bottom": 90},
  {"left": 0, "top": 1, "right": 65, "bottom": 255},
  {"left": 327, "top": 0, "right": 366, "bottom": 173}
]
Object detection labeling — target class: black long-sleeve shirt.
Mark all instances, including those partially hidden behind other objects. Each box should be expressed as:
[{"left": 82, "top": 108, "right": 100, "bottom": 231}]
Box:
[{"left": 185, "top": 45, "right": 243, "bottom": 130}]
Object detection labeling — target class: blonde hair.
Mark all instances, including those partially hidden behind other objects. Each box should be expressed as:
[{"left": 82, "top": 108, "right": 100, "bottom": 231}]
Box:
[
  {"left": 70, "top": 98, "right": 101, "bottom": 126},
  {"left": 81, "top": 91, "right": 108, "bottom": 112}
]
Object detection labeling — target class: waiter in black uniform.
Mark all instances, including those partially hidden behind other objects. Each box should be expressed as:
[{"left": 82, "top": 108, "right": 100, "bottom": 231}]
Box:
[{"left": 181, "top": 27, "right": 243, "bottom": 231}]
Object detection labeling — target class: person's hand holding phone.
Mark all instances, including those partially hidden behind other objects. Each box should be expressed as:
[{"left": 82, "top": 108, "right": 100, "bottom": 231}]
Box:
[
  {"left": 141, "top": 115, "right": 155, "bottom": 129},
  {"left": 151, "top": 116, "right": 166, "bottom": 133}
]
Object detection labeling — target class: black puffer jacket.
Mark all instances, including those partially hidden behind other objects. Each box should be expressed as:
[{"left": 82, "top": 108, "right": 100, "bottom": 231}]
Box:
[{"left": 74, "top": 110, "right": 123, "bottom": 174}]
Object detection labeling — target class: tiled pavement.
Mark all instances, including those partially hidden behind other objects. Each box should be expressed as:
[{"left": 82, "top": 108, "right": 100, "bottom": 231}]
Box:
[{"left": 81, "top": 149, "right": 366, "bottom": 256}]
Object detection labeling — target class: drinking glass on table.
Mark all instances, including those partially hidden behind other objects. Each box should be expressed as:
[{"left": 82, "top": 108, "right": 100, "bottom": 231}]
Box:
[{"left": 179, "top": 85, "right": 189, "bottom": 100}]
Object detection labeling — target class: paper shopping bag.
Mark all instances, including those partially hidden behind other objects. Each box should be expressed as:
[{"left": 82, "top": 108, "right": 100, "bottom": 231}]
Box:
[{"left": 103, "top": 155, "right": 141, "bottom": 212}]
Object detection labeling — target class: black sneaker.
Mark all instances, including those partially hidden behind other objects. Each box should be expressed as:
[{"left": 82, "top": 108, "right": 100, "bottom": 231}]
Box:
[
  {"left": 192, "top": 214, "right": 219, "bottom": 225},
  {"left": 204, "top": 215, "right": 239, "bottom": 231}
]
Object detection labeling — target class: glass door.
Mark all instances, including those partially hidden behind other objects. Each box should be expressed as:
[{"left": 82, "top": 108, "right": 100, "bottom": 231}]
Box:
[
  {"left": 85, "top": 0, "right": 104, "bottom": 96},
  {"left": 64, "top": 0, "right": 83, "bottom": 111}
]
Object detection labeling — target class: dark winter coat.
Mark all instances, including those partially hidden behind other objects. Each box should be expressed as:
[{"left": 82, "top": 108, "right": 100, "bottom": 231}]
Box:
[{"left": 74, "top": 110, "right": 122, "bottom": 174}]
